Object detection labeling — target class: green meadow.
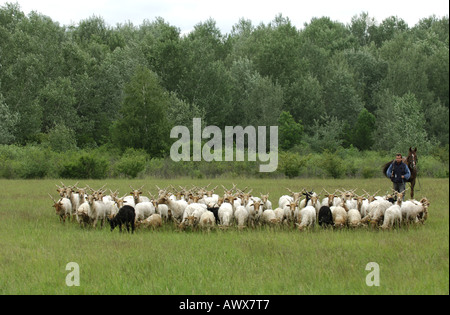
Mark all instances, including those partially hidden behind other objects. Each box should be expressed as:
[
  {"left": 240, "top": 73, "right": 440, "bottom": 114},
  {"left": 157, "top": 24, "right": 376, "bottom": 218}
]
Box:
[{"left": 0, "top": 178, "right": 448, "bottom": 294}]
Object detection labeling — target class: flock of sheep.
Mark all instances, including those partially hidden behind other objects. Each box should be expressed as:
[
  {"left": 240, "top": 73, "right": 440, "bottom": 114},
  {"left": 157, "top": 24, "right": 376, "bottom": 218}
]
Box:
[{"left": 48, "top": 182, "right": 430, "bottom": 233}]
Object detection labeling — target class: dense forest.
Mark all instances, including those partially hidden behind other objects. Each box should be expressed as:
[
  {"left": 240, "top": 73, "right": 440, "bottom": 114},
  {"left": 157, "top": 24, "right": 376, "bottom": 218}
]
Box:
[{"left": 0, "top": 2, "right": 448, "bottom": 179}]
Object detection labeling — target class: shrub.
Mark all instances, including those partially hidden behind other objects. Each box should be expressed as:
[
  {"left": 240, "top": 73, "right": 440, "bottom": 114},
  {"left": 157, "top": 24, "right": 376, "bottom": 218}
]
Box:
[
  {"left": 361, "top": 166, "right": 377, "bottom": 179},
  {"left": 60, "top": 151, "right": 109, "bottom": 179},
  {"left": 46, "top": 124, "right": 78, "bottom": 152},
  {"left": 319, "top": 150, "right": 346, "bottom": 179},
  {"left": 16, "top": 145, "right": 53, "bottom": 179},
  {"left": 419, "top": 155, "right": 449, "bottom": 178},
  {"left": 279, "top": 152, "right": 308, "bottom": 178},
  {"left": 114, "top": 148, "right": 148, "bottom": 178}
]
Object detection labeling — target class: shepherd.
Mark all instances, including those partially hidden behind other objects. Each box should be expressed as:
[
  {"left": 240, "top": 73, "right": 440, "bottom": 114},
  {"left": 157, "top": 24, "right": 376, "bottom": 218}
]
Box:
[
  {"left": 384, "top": 153, "right": 411, "bottom": 200},
  {"left": 383, "top": 147, "right": 418, "bottom": 199}
]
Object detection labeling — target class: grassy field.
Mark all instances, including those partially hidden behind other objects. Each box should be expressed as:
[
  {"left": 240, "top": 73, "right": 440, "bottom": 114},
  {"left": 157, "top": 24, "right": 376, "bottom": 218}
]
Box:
[{"left": 0, "top": 178, "right": 448, "bottom": 295}]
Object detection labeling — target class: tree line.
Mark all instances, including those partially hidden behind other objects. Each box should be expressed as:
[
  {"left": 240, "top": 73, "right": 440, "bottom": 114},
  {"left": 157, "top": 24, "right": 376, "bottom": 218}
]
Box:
[{"left": 0, "top": 3, "right": 448, "bottom": 159}]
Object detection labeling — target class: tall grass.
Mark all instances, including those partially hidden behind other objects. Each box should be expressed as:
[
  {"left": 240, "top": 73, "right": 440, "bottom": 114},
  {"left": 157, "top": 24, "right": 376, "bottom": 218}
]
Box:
[{"left": 0, "top": 178, "right": 448, "bottom": 294}]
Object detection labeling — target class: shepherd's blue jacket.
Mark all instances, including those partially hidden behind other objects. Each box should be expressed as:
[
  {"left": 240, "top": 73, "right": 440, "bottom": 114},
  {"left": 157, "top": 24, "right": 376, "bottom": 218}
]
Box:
[{"left": 386, "top": 161, "right": 411, "bottom": 183}]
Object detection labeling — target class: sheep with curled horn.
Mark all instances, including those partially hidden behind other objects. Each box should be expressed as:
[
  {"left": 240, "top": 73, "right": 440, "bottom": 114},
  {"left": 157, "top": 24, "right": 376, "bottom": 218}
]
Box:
[
  {"left": 221, "top": 183, "right": 237, "bottom": 198},
  {"left": 321, "top": 188, "right": 341, "bottom": 207},
  {"left": 129, "top": 184, "right": 147, "bottom": 204},
  {"left": 48, "top": 193, "right": 72, "bottom": 223},
  {"left": 286, "top": 187, "right": 304, "bottom": 204},
  {"left": 56, "top": 182, "right": 67, "bottom": 198},
  {"left": 362, "top": 189, "right": 381, "bottom": 203}
]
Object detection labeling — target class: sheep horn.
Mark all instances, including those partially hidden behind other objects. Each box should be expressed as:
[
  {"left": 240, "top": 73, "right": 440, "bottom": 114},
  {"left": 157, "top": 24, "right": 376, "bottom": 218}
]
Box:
[{"left": 48, "top": 193, "right": 57, "bottom": 203}]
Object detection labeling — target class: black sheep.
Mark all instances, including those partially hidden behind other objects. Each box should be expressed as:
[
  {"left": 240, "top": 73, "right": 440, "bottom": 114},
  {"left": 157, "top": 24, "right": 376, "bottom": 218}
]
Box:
[
  {"left": 207, "top": 204, "right": 220, "bottom": 225},
  {"left": 108, "top": 205, "right": 135, "bottom": 233},
  {"left": 318, "top": 206, "right": 333, "bottom": 228}
]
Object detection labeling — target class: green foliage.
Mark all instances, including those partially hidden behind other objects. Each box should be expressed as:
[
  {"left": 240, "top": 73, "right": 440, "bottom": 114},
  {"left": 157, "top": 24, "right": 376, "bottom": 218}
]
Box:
[
  {"left": 350, "top": 108, "right": 376, "bottom": 150},
  {"left": 114, "top": 148, "right": 148, "bottom": 178},
  {"left": 60, "top": 152, "right": 109, "bottom": 179},
  {"left": 0, "top": 4, "right": 447, "bottom": 166},
  {"left": 14, "top": 145, "right": 53, "bottom": 179},
  {"left": 319, "top": 150, "right": 346, "bottom": 179},
  {"left": 277, "top": 111, "right": 304, "bottom": 151},
  {"left": 46, "top": 124, "right": 78, "bottom": 153},
  {"left": 279, "top": 151, "right": 308, "bottom": 178},
  {"left": 111, "top": 67, "right": 171, "bottom": 157},
  {"left": 374, "top": 92, "right": 435, "bottom": 154},
  {"left": 0, "top": 92, "right": 18, "bottom": 144},
  {"left": 305, "top": 115, "right": 344, "bottom": 152}
]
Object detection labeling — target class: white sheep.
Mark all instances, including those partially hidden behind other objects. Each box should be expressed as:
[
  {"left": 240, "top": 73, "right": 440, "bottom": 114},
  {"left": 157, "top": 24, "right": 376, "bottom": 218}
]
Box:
[
  {"left": 401, "top": 197, "right": 430, "bottom": 224},
  {"left": 262, "top": 209, "right": 278, "bottom": 225},
  {"left": 246, "top": 197, "right": 263, "bottom": 227},
  {"left": 49, "top": 194, "right": 73, "bottom": 223},
  {"left": 307, "top": 193, "right": 321, "bottom": 218},
  {"left": 283, "top": 201, "right": 298, "bottom": 226},
  {"left": 158, "top": 195, "right": 188, "bottom": 223},
  {"left": 134, "top": 201, "right": 156, "bottom": 223},
  {"left": 381, "top": 192, "right": 404, "bottom": 229},
  {"left": 218, "top": 202, "right": 234, "bottom": 227},
  {"left": 129, "top": 185, "right": 151, "bottom": 205},
  {"left": 139, "top": 213, "right": 162, "bottom": 230},
  {"left": 353, "top": 195, "right": 369, "bottom": 217},
  {"left": 260, "top": 193, "right": 272, "bottom": 210},
  {"left": 234, "top": 206, "right": 249, "bottom": 229},
  {"left": 151, "top": 200, "right": 169, "bottom": 222},
  {"left": 321, "top": 190, "right": 341, "bottom": 207},
  {"left": 381, "top": 205, "right": 402, "bottom": 229},
  {"left": 330, "top": 204, "right": 348, "bottom": 228},
  {"left": 87, "top": 194, "right": 108, "bottom": 228},
  {"left": 75, "top": 202, "right": 91, "bottom": 227},
  {"left": 183, "top": 203, "right": 207, "bottom": 227},
  {"left": 198, "top": 211, "right": 216, "bottom": 231},
  {"left": 65, "top": 187, "right": 80, "bottom": 221},
  {"left": 273, "top": 207, "right": 285, "bottom": 223},
  {"left": 278, "top": 195, "right": 293, "bottom": 209},
  {"left": 103, "top": 199, "right": 119, "bottom": 219},
  {"left": 361, "top": 199, "right": 393, "bottom": 228},
  {"left": 347, "top": 209, "right": 362, "bottom": 228},
  {"left": 296, "top": 206, "right": 316, "bottom": 230}
]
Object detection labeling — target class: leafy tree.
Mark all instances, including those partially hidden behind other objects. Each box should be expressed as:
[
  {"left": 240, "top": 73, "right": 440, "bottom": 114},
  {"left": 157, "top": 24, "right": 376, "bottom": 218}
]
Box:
[
  {"left": 244, "top": 15, "right": 303, "bottom": 87},
  {"left": 111, "top": 67, "right": 171, "bottom": 157},
  {"left": 46, "top": 123, "right": 78, "bottom": 152},
  {"left": 178, "top": 19, "right": 233, "bottom": 127},
  {"left": 285, "top": 74, "right": 325, "bottom": 132},
  {"left": 322, "top": 54, "right": 364, "bottom": 124},
  {"left": 139, "top": 18, "right": 185, "bottom": 92},
  {"left": 374, "top": 91, "right": 434, "bottom": 154},
  {"left": 343, "top": 47, "right": 388, "bottom": 113},
  {"left": 304, "top": 115, "right": 344, "bottom": 152},
  {"left": 370, "top": 16, "right": 409, "bottom": 47},
  {"left": 278, "top": 111, "right": 303, "bottom": 151},
  {"left": 38, "top": 77, "right": 78, "bottom": 132},
  {"left": 228, "top": 58, "right": 283, "bottom": 127},
  {"left": 0, "top": 91, "right": 18, "bottom": 144},
  {"left": 350, "top": 12, "right": 377, "bottom": 46},
  {"left": 350, "top": 108, "right": 376, "bottom": 150}
]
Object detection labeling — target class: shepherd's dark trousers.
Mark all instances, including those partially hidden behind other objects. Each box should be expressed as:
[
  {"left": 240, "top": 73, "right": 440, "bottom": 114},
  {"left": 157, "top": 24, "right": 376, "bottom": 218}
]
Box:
[{"left": 393, "top": 182, "right": 406, "bottom": 200}]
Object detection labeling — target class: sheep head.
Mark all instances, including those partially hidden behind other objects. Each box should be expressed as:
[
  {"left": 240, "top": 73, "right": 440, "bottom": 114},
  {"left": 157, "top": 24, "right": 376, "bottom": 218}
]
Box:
[
  {"left": 48, "top": 194, "right": 64, "bottom": 215},
  {"left": 130, "top": 185, "right": 144, "bottom": 203},
  {"left": 353, "top": 195, "right": 366, "bottom": 210}
]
